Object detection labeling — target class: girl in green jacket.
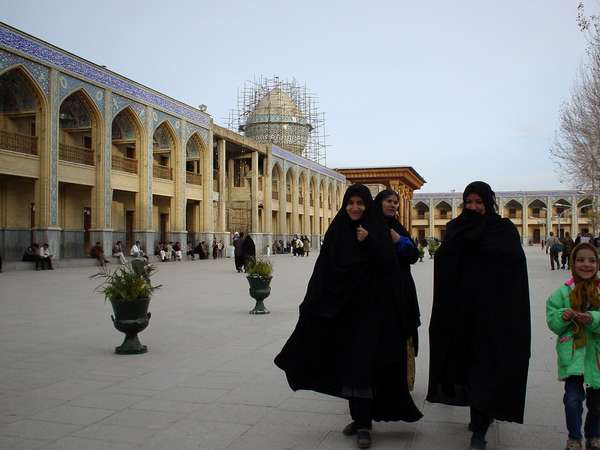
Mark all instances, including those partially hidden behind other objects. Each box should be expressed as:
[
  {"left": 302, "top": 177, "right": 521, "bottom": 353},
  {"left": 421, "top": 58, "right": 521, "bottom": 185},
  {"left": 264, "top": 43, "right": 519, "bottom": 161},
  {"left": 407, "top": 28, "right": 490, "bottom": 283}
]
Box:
[{"left": 547, "top": 243, "right": 600, "bottom": 450}]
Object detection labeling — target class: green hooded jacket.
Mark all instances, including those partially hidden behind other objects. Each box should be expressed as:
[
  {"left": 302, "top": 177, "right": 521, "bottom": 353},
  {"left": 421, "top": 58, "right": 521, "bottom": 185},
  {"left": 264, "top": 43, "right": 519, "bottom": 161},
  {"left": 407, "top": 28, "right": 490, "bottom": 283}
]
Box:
[{"left": 546, "top": 280, "right": 600, "bottom": 388}]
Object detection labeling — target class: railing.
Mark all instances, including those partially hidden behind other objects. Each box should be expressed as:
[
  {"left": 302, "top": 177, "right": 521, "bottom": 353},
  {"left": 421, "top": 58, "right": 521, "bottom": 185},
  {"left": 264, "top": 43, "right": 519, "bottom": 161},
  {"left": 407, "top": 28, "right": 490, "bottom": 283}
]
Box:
[
  {"left": 153, "top": 163, "right": 172, "bottom": 180},
  {"left": 59, "top": 143, "right": 94, "bottom": 166},
  {"left": 186, "top": 171, "right": 202, "bottom": 185},
  {"left": 0, "top": 130, "right": 37, "bottom": 155},
  {"left": 272, "top": 191, "right": 279, "bottom": 200},
  {"left": 112, "top": 154, "right": 138, "bottom": 174}
]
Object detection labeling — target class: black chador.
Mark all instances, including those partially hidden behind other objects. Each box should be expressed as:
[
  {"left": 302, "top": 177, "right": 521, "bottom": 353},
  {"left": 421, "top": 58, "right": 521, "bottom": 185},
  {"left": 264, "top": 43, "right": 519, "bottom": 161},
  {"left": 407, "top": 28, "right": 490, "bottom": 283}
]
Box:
[
  {"left": 275, "top": 184, "right": 422, "bottom": 428},
  {"left": 427, "top": 181, "right": 531, "bottom": 427}
]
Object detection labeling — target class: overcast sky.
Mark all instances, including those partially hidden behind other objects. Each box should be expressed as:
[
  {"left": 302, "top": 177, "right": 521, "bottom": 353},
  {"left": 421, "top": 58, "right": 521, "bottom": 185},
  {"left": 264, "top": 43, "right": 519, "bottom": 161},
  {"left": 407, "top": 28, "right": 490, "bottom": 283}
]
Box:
[{"left": 1, "top": 0, "right": 596, "bottom": 192}]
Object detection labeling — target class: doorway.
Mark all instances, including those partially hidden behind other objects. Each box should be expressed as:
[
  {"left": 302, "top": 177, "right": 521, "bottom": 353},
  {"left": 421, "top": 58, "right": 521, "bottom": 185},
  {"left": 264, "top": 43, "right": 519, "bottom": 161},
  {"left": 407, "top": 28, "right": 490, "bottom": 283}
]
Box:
[
  {"left": 160, "top": 213, "right": 168, "bottom": 243},
  {"left": 83, "top": 207, "right": 91, "bottom": 252},
  {"left": 126, "top": 211, "right": 134, "bottom": 250}
]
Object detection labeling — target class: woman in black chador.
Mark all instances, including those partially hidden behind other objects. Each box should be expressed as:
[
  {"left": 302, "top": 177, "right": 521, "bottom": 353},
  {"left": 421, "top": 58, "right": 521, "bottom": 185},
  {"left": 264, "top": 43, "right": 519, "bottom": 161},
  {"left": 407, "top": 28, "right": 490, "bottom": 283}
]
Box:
[
  {"left": 427, "top": 181, "right": 530, "bottom": 450},
  {"left": 373, "top": 190, "right": 421, "bottom": 391},
  {"left": 275, "top": 184, "right": 422, "bottom": 450}
]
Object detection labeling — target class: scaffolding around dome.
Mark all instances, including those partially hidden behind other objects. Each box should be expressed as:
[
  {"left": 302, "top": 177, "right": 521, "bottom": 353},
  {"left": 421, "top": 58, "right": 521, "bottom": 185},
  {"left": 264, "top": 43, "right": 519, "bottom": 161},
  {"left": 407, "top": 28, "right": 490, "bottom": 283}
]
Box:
[{"left": 228, "top": 76, "right": 328, "bottom": 165}]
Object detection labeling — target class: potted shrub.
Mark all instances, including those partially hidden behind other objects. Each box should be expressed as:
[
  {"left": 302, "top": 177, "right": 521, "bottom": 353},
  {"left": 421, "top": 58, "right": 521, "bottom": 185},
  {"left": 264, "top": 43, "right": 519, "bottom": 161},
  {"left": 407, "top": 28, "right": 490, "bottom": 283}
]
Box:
[
  {"left": 245, "top": 257, "right": 273, "bottom": 315},
  {"left": 92, "top": 259, "right": 161, "bottom": 354}
]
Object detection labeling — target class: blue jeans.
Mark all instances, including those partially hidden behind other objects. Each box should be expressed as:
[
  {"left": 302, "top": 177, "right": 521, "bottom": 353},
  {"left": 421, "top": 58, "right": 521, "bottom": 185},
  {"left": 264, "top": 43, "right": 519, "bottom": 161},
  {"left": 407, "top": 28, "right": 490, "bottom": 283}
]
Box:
[{"left": 564, "top": 375, "right": 600, "bottom": 440}]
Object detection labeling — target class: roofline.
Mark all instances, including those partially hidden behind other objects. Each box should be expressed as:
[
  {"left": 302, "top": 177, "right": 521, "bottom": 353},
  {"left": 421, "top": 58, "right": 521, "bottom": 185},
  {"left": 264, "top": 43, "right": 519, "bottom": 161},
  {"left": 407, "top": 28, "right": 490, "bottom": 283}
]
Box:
[
  {"left": 334, "top": 166, "right": 427, "bottom": 184},
  {"left": 0, "top": 21, "right": 212, "bottom": 123}
]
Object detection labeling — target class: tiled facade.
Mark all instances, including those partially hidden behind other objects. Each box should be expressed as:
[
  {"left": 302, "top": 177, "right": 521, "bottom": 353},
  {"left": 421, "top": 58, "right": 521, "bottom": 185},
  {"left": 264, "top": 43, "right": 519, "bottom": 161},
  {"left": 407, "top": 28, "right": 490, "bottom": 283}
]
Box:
[
  {"left": 0, "top": 23, "right": 346, "bottom": 260},
  {"left": 411, "top": 190, "right": 597, "bottom": 244}
]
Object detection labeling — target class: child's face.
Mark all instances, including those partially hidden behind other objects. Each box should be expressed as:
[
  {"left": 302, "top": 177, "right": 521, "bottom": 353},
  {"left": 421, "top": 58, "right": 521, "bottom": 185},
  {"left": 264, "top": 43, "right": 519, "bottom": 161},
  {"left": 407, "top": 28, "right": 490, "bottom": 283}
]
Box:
[{"left": 574, "top": 248, "right": 599, "bottom": 280}]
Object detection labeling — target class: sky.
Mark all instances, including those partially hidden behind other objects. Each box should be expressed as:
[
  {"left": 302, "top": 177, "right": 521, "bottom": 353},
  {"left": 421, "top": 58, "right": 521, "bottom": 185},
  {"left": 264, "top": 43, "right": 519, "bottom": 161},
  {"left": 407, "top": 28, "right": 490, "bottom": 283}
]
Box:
[{"left": 1, "top": 0, "right": 596, "bottom": 192}]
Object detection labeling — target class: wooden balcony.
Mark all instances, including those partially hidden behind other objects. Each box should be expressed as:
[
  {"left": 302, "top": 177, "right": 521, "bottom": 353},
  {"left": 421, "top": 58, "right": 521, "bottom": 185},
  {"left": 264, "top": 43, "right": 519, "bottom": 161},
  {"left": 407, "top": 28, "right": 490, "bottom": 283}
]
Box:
[
  {"left": 0, "top": 130, "right": 38, "bottom": 155},
  {"left": 153, "top": 163, "right": 172, "bottom": 180},
  {"left": 112, "top": 154, "right": 138, "bottom": 174},
  {"left": 186, "top": 171, "right": 202, "bottom": 185},
  {"left": 59, "top": 143, "right": 94, "bottom": 166}
]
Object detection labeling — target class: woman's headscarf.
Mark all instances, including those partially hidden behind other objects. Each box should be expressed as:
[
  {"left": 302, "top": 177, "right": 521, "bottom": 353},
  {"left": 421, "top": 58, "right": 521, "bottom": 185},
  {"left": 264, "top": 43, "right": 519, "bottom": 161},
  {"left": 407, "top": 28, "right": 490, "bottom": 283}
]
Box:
[
  {"left": 373, "top": 189, "right": 410, "bottom": 237},
  {"left": 462, "top": 181, "right": 498, "bottom": 215}
]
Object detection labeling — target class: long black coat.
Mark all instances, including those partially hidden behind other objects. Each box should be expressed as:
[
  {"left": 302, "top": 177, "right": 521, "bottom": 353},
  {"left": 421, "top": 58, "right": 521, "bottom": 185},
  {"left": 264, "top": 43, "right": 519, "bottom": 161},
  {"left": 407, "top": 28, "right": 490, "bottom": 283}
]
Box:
[
  {"left": 275, "top": 186, "right": 422, "bottom": 423},
  {"left": 426, "top": 209, "right": 530, "bottom": 423}
]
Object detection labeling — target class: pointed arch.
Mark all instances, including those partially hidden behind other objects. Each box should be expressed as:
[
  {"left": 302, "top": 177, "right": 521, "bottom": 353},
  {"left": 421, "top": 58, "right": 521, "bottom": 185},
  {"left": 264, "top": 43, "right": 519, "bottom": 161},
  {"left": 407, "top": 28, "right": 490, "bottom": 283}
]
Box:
[
  {"left": 111, "top": 106, "right": 143, "bottom": 174},
  {"left": 0, "top": 65, "right": 48, "bottom": 158},
  {"left": 152, "top": 120, "right": 178, "bottom": 180},
  {"left": 271, "top": 162, "right": 283, "bottom": 201}
]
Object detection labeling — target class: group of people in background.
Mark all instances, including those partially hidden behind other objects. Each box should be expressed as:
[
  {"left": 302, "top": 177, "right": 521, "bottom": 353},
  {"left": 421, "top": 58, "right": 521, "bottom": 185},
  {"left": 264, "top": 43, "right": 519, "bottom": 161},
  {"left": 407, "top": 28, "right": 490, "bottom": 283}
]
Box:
[{"left": 544, "top": 230, "right": 599, "bottom": 271}]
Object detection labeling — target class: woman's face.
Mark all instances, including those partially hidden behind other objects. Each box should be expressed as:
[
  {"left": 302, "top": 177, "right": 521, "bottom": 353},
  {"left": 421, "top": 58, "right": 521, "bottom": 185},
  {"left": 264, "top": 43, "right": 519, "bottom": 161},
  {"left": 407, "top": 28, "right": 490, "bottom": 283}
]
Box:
[
  {"left": 573, "top": 248, "right": 599, "bottom": 280},
  {"left": 382, "top": 195, "right": 399, "bottom": 218},
  {"left": 346, "top": 195, "right": 366, "bottom": 221},
  {"left": 465, "top": 193, "right": 485, "bottom": 215}
]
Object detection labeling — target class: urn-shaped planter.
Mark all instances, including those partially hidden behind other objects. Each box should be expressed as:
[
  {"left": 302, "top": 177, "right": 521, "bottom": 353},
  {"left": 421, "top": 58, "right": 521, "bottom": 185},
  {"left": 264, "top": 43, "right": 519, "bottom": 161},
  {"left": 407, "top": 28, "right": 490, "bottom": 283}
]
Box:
[
  {"left": 110, "top": 298, "right": 151, "bottom": 354},
  {"left": 247, "top": 275, "right": 272, "bottom": 314}
]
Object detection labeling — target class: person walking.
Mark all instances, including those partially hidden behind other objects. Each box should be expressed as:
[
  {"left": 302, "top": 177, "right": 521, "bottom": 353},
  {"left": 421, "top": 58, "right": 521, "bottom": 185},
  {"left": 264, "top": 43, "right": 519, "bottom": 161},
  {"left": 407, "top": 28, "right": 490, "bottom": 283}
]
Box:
[
  {"left": 241, "top": 233, "right": 256, "bottom": 272},
  {"left": 233, "top": 232, "right": 244, "bottom": 272},
  {"left": 427, "top": 181, "right": 530, "bottom": 450},
  {"left": 561, "top": 232, "right": 576, "bottom": 270},
  {"left": 546, "top": 243, "right": 600, "bottom": 450},
  {"left": 275, "top": 184, "right": 422, "bottom": 450},
  {"left": 373, "top": 189, "right": 421, "bottom": 391},
  {"left": 548, "top": 232, "right": 562, "bottom": 270}
]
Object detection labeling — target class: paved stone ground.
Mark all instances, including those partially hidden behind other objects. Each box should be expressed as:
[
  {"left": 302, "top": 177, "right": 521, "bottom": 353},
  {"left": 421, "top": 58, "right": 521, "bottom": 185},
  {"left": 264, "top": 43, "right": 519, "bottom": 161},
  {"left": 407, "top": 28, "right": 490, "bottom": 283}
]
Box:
[{"left": 0, "top": 247, "right": 575, "bottom": 449}]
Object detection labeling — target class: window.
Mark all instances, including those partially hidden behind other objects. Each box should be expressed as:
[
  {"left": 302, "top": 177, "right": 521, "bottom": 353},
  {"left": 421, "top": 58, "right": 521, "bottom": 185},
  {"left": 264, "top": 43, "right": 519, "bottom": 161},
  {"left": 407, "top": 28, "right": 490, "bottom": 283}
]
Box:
[
  {"left": 439, "top": 210, "right": 447, "bottom": 218},
  {"left": 83, "top": 136, "right": 92, "bottom": 149},
  {"left": 509, "top": 208, "right": 516, "bottom": 218},
  {"left": 417, "top": 209, "right": 425, "bottom": 219},
  {"left": 532, "top": 208, "right": 540, "bottom": 218}
]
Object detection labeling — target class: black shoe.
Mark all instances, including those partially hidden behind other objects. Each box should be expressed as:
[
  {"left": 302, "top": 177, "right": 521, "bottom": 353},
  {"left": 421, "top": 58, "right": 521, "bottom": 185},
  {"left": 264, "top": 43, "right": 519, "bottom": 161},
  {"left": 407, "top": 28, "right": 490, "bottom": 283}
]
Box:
[
  {"left": 356, "top": 429, "right": 371, "bottom": 449},
  {"left": 469, "top": 433, "right": 487, "bottom": 450}
]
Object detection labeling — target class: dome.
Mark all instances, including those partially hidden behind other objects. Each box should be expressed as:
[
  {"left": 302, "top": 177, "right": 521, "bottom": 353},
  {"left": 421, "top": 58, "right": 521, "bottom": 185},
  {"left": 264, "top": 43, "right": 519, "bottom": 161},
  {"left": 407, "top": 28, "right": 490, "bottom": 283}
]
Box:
[{"left": 242, "top": 88, "right": 312, "bottom": 156}]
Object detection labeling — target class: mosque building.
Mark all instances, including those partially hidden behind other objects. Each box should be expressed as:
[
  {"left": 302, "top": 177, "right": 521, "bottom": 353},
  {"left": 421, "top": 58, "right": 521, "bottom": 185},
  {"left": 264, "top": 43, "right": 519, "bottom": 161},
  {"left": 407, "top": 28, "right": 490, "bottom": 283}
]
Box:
[{"left": 0, "top": 23, "right": 350, "bottom": 261}]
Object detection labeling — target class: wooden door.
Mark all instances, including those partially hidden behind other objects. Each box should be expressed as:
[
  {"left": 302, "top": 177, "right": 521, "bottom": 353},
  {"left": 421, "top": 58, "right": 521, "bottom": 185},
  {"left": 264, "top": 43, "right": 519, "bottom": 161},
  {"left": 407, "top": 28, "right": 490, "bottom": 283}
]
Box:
[
  {"left": 126, "top": 211, "right": 134, "bottom": 249},
  {"left": 160, "top": 213, "right": 168, "bottom": 243}
]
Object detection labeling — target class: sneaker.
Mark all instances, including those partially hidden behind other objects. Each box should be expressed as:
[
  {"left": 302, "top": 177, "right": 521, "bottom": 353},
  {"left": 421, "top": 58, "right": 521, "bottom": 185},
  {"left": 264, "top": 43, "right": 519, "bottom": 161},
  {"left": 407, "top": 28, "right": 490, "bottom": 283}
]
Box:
[
  {"left": 356, "top": 429, "right": 371, "bottom": 449},
  {"left": 470, "top": 434, "right": 487, "bottom": 450},
  {"left": 587, "top": 437, "right": 600, "bottom": 450},
  {"left": 566, "top": 439, "right": 582, "bottom": 450}
]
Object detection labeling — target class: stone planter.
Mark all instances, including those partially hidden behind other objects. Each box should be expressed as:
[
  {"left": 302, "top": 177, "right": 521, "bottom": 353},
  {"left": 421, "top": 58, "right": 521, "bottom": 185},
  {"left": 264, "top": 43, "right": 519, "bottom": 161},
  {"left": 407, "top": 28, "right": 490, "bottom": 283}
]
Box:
[
  {"left": 246, "top": 275, "right": 272, "bottom": 314},
  {"left": 110, "top": 298, "right": 151, "bottom": 354}
]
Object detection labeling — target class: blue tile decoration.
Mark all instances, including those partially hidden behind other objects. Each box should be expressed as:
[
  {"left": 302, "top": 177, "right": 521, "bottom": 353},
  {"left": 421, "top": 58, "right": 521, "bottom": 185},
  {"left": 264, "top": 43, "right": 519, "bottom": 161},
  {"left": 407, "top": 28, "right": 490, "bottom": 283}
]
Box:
[
  {"left": 104, "top": 90, "right": 112, "bottom": 228},
  {"left": 58, "top": 73, "right": 104, "bottom": 115},
  {"left": 153, "top": 110, "right": 180, "bottom": 135},
  {"left": 110, "top": 93, "right": 145, "bottom": 121},
  {"left": 271, "top": 145, "right": 344, "bottom": 182},
  {"left": 50, "top": 70, "right": 59, "bottom": 226},
  {"left": 145, "top": 106, "right": 153, "bottom": 228},
  {"left": 0, "top": 24, "right": 210, "bottom": 129},
  {"left": 0, "top": 48, "right": 49, "bottom": 96},
  {"left": 184, "top": 122, "right": 208, "bottom": 150}
]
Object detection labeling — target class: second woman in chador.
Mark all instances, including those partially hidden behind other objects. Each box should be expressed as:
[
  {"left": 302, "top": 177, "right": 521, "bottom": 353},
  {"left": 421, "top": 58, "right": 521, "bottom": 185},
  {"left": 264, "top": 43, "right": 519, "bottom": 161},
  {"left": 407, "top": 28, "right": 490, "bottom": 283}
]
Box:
[{"left": 274, "top": 184, "right": 422, "bottom": 450}]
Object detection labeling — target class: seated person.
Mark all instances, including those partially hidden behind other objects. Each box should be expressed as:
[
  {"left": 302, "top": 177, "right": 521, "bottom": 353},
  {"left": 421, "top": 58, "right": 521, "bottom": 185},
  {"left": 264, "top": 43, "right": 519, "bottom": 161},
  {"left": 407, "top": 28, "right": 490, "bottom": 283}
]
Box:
[
  {"left": 186, "top": 242, "right": 195, "bottom": 260},
  {"left": 23, "top": 243, "right": 38, "bottom": 262},
  {"left": 194, "top": 242, "right": 207, "bottom": 260},
  {"left": 158, "top": 242, "right": 168, "bottom": 262},
  {"left": 39, "top": 243, "right": 53, "bottom": 270},
  {"left": 165, "top": 242, "right": 174, "bottom": 261},
  {"left": 130, "top": 241, "right": 148, "bottom": 261},
  {"left": 112, "top": 241, "right": 127, "bottom": 265},
  {"left": 90, "top": 241, "right": 109, "bottom": 266},
  {"left": 173, "top": 242, "right": 182, "bottom": 261}
]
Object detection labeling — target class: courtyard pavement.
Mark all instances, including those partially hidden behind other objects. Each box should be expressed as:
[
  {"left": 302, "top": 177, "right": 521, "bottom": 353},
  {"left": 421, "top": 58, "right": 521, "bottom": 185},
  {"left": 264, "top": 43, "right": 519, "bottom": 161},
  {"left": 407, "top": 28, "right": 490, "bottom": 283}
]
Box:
[{"left": 0, "top": 247, "right": 574, "bottom": 449}]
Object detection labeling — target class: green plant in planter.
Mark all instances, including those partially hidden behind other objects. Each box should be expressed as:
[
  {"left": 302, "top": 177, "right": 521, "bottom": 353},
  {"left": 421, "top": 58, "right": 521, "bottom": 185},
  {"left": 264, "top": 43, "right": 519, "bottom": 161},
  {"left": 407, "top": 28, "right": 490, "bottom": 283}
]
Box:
[
  {"left": 92, "top": 260, "right": 161, "bottom": 354},
  {"left": 245, "top": 257, "right": 273, "bottom": 315}
]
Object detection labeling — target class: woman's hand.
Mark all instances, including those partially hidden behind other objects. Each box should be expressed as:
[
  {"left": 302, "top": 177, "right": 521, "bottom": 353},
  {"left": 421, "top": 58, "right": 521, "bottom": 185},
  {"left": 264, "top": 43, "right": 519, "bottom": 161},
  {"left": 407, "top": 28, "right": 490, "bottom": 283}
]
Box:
[
  {"left": 562, "top": 309, "right": 575, "bottom": 321},
  {"left": 356, "top": 225, "right": 368, "bottom": 242},
  {"left": 390, "top": 229, "right": 401, "bottom": 243},
  {"left": 575, "top": 312, "right": 592, "bottom": 325}
]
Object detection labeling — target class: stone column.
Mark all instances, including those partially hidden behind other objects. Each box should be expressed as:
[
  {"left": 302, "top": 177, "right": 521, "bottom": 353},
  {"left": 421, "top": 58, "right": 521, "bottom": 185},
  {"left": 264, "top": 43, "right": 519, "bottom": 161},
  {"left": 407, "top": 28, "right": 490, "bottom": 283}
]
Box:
[
  {"left": 497, "top": 198, "right": 505, "bottom": 218},
  {"left": 571, "top": 195, "right": 578, "bottom": 236},
  {"left": 521, "top": 196, "right": 528, "bottom": 245},
  {"left": 303, "top": 176, "right": 311, "bottom": 234},
  {"left": 202, "top": 130, "right": 214, "bottom": 235},
  {"left": 264, "top": 148, "right": 272, "bottom": 234},
  {"left": 451, "top": 197, "right": 458, "bottom": 219},
  {"left": 278, "top": 163, "right": 286, "bottom": 238},
  {"left": 546, "top": 195, "right": 552, "bottom": 238},
  {"left": 313, "top": 175, "right": 321, "bottom": 240},
  {"left": 34, "top": 68, "right": 62, "bottom": 257},
  {"left": 428, "top": 198, "right": 435, "bottom": 238},
  {"left": 323, "top": 181, "right": 330, "bottom": 231},
  {"left": 133, "top": 105, "right": 154, "bottom": 255},
  {"left": 217, "top": 139, "right": 226, "bottom": 232},
  {"left": 168, "top": 119, "right": 187, "bottom": 248},
  {"left": 251, "top": 150, "right": 259, "bottom": 233},
  {"left": 90, "top": 89, "right": 113, "bottom": 252},
  {"left": 291, "top": 170, "right": 300, "bottom": 234}
]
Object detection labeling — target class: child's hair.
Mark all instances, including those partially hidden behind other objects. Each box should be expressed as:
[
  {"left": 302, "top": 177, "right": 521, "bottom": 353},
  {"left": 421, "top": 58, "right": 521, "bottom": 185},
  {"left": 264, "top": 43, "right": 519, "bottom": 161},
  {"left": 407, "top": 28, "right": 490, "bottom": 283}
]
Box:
[{"left": 570, "top": 243, "right": 600, "bottom": 314}]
